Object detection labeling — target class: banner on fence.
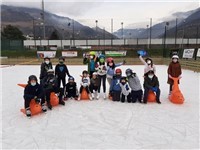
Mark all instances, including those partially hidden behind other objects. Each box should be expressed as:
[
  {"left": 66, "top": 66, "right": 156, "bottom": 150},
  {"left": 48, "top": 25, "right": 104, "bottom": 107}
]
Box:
[
  {"left": 105, "top": 51, "right": 127, "bottom": 57},
  {"left": 82, "top": 51, "right": 102, "bottom": 58},
  {"left": 62, "top": 51, "right": 78, "bottom": 57},
  {"left": 197, "top": 48, "right": 200, "bottom": 57},
  {"left": 37, "top": 51, "right": 56, "bottom": 58},
  {"left": 182, "top": 49, "right": 194, "bottom": 58}
]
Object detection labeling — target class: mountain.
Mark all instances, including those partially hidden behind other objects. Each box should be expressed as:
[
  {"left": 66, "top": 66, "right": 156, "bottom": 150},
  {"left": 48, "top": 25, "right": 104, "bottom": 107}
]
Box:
[
  {"left": 1, "top": 5, "right": 117, "bottom": 40},
  {"left": 114, "top": 8, "right": 200, "bottom": 39}
]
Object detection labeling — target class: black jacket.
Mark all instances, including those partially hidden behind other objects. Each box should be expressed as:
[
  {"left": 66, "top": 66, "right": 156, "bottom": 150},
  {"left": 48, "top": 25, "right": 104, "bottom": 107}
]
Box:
[
  {"left": 64, "top": 82, "right": 78, "bottom": 95},
  {"left": 42, "top": 74, "right": 58, "bottom": 90},
  {"left": 144, "top": 75, "right": 159, "bottom": 89},
  {"left": 55, "top": 64, "right": 70, "bottom": 78},
  {"left": 24, "top": 83, "right": 44, "bottom": 100},
  {"left": 40, "top": 62, "right": 53, "bottom": 79}
]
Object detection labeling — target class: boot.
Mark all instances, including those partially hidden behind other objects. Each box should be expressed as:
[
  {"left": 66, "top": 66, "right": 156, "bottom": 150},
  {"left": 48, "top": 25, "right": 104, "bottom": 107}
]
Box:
[
  {"left": 89, "top": 93, "right": 92, "bottom": 100},
  {"left": 59, "top": 100, "right": 65, "bottom": 105},
  {"left": 96, "top": 92, "right": 100, "bottom": 100},
  {"left": 156, "top": 100, "right": 161, "bottom": 104},
  {"left": 91, "top": 93, "right": 94, "bottom": 100},
  {"left": 47, "top": 103, "right": 52, "bottom": 110},
  {"left": 42, "top": 104, "right": 47, "bottom": 113},
  {"left": 103, "top": 93, "right": 106, "bottom": 100},
  {"left": 26, "top": 108, "right": 31, "bottom": 118}
]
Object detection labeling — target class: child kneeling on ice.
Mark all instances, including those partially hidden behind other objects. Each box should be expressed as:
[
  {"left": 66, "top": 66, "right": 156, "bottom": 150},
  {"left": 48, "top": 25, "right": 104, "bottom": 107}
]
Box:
[
  {"left": 143, "top": 70, "right": 161, "bottom": 104},
  {"left": 89, "top": 72, "right": 100, "bottom": 100},
  {"left": 125, "top": 68, "right": 143, "bottom": 103},
  {"left": 24, "top": 75, "right": 47, "bottom": 117},
  {"left": 64, "top": 76, "right": 79, "bottom": 100},
  {"left": 78, "top": 70, "right": 91, "bottom": 100},
  {"left": 110, "top": 69, "right": 122, "bottom": 101},
  {"left": 43, "top": 69, "right": 65, "bottom": 110},
  {"left": 119, "top": 76, "right": 131, "bottom": 103}
]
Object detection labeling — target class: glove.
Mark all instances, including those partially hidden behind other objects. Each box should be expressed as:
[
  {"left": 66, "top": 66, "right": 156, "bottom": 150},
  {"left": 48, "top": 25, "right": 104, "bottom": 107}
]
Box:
[
  {"left": 152, "top": 87, "right": 158, "bottom": 92},
  {"left": 123, "top": 60, "right": 126, "bottom": 64},
  {"left": 125, "top": 84, "right": 129, "bottom": 91},
  {"left": 35, "top": 98, "right": 41, "bottom": 104}
]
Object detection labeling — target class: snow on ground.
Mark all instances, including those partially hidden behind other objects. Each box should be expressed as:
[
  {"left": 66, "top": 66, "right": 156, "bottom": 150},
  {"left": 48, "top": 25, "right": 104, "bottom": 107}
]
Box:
[{"left": 1, "top": 65, "right": 199, "bottom": 149}]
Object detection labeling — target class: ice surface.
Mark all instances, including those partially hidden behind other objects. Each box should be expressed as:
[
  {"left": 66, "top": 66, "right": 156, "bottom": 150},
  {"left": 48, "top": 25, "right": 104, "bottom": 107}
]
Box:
[{"left": 1, "top": 65, "right": 199, "bottom": 149}]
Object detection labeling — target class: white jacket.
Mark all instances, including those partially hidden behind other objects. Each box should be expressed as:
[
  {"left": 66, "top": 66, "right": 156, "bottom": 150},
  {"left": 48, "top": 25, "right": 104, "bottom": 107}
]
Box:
[
  {"left": 120, "top": 83, "right": 131, "bottom": 96},
  {"left": 80, "top": 76, "right": 90, "bottom": 87}
]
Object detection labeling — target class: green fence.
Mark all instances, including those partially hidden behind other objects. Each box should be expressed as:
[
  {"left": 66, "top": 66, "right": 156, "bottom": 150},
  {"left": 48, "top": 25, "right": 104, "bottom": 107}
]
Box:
[{"left": 1, "top": 40, "right": 24, "bottom": 50}]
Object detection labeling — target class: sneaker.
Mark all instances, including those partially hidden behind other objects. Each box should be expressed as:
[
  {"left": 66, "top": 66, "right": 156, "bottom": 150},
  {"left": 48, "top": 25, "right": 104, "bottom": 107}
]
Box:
[
  {"left": 91, "top": 93, "right": 95, "bottom": 100},
  {"left": 96, "top": 93, "right": 100, "bottom": 100},
  {"left": 59, "top": 100, "right": 65, "bottom": 105},
  {"left": 42, "top": 104, "right": 47, "bottom": 113},
  {"left": 78, "top": 96, "right": 81, "bottom": 101},
  {"left": 103, "top": 93, "right": 106, "bottom": 100},
  {"left": 157, "top": 100, "right": 161, "bottom": 104},
  {"left": 89, "top": 94, "right": 92, "bottom": 100},
  {"left": 26, "top": 109, "right": 31, "bottom": 118}
]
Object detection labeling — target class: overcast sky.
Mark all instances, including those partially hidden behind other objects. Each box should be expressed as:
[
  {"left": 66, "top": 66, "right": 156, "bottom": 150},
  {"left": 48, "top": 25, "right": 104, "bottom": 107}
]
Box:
[{"left": 2, "top": 0, "right": 200, "bottom": 31}]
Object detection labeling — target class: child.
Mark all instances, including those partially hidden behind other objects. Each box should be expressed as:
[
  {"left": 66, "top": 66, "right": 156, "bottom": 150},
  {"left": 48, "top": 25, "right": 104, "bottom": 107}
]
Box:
[
  {"left": 40, "top": 57, "right": 53, "bottom": 84},
  {"left": 139, "top": 55, "right": 156, "bottom": 77},
  {"left": 125, "top": 68, "right": 143, "bottom": 103},
  {"left": 107, "top": 57, "right": 126, "bottom": 86},
  {"left": 110, "top": 69, "right": 122, "bottom": 101},
  {"left": 96, "top": 54, "right": 107, "bottom": 99},
  {"left": 64, "top": 76, "right": 79, "bottom": 100},
  {"left": 83, "top": 51, "right": 99, "bottom": 78},
  {"left": 167, "top": 55, "right": 182, "bottom": 95},
  {"left": 89, "top": 72, "right": 100, "bottom": 100},
  {"left": 55, "top": 56, "right": 71, "bottom": 88},
  {"left": 119, "top": 76, "right": 131, "bottom": 103},
  {"left": 24, "top": 75, "right": 47, "bottom": 117},
  {"left": 78, "top": 70, "right": 91, "bottom": 100},
  {"left": 43, "top": 69, "right": 65, "bottom": 109},
  {"left": 143, "top": 70, "right": 161, "bottom": 104}
]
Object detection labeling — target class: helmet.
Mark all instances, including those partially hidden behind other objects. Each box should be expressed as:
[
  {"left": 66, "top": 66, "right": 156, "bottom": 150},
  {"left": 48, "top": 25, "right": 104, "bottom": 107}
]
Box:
[
  {"left": 92, "top": 72, "right": 98, "bottom": 76},
  {"left": 172, "top": 55, "right": 179, "bottom": 59},
  {"left": 125, "top": 68, "right": 133, "bottom": 76},
  {"left": 47, "top": 69, "right": 54, "bottom": 74},
  {"left": 148, "top": 69, "right": 154, "bottom": 74},
  {"left": 44, "top": 57, "right": 50, "bottom": 60},
  {"left": 99, "top": 54, "right": 105, "bottom": 59},
  {"left": 120, "top": 76, "right": 127, "bottom": 82},
  {"left": 107, "top": 57, "right": 113, "bottom": 63},
  {"left": 59, "top": 56, "right": 65, "bottom": 61},
  {"left": 115, "top": 68, "right": 122, "bottom": 74},
  {"left": 82, "top": 70, "right": 88, "bottom": 75},
  {"left": 68, "top": 76, "right": 74, "bottom": 81},
  {"left": 28, "top": 75, "right": 37, "bottom": 82},
  {"left": 89, "top": 51, "right": 96, "bottom": 56}
]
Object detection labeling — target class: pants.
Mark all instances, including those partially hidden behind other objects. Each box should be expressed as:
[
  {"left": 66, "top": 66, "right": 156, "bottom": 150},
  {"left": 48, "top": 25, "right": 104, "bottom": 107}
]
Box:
[
  {"left": 112, "top": 91, "right": 121, "bottom": 101},
  {"left": 98, "top": 75, "right": 106, "bottom": 93},
  {"left": 80, "top": 86, "right": 90, "bottom": 94},
  {"left": 57, "top": 77, "right": 66, "bottom": 88},
  {"left": 66, "top": 93, "right": 78, "bottom": 98},
  {"left": 107, "top": 77, "right": 112, "bottom": 86},
  {"left": 24, "top": 97, "right": 45, "bottom": 109},
  {"left": 131, "top": 90, "right": 143, "bottom": 103},
  {"left": 89, "top": 84, "right": 98, "bottom": 93},
  {"left": 121, "top": 93, "right": 131, "bottom": 103},
  {"left": 169, "top": 84, "right": 173, "bottom": 92},
  {"left": 45, "top": 87, "right": 63, "bottom": 104},
  {"left": 143, "top": 88, "right": 160, "bottom": 103},
  {"left": 89, "top": 71, "right": 95, "bottom": 79}
]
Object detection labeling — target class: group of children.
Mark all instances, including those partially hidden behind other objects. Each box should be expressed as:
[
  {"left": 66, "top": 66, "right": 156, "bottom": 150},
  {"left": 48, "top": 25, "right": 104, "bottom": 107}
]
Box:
[{"left": 23, "top": 51, "right": 182, "bottom": 117}]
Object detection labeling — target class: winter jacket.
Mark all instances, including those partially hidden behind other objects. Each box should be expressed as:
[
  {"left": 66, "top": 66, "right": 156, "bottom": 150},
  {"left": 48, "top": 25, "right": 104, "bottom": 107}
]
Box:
[
  {"left": 139, "top": 56, "right": 156, "bottom": 75},
  {"left": 107, "top": 63, "right": 123, "bottom": 79},
  {"left": 144, "top": 75, "right": 159, "bottom": 89},
  {"left": 167, "top": 61, "right": 182, "bottom": 85},
  {"left": 96, "top": 64, "right": 107, "bottom": 76},
  {"left": 90, "top": 77, "right": 100, "bottom": 87},
  {"left": 127, "top": 73, "right": 142, "bottom": 91},
  {"left": 80, "top": 76, "right": 90, "bottom": 87},
  {"left": 42, "top": 74, "right": 58, "bottom": 90},
  {"left": 24, "top": 83, "right": 44, "bottom": 100},
  {"left": 40, "top": 62, "right": 53, "bottom": 79},
  {"left": 55, "top": 63, "right": 70, "bottom": 78},
  {"left": 64, "top": 82, "right": 78, "bottom": 96},
  {"left": 83, "top": 57, "right": 99, "bottom": 74},
  {"left": 120, "top": 83, "right": 131, "bottom": 96},
  {"left": 110, "top": 75, "right": 121, "bottom": 92}
]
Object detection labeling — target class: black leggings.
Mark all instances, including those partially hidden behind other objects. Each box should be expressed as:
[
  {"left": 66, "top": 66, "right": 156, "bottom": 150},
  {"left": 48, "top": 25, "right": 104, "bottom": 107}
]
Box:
[
  {"left": 57, "top": 77, "right": 66, "bottom": 88},
  {"left": 89, "top": 84, "right": 98, "bottom": 93},
  {"left": 80, "top": 86, "right": 90, "bottom": 94},
  {"left": 98, "top": 75, "right": 106, "bottom": 93}
]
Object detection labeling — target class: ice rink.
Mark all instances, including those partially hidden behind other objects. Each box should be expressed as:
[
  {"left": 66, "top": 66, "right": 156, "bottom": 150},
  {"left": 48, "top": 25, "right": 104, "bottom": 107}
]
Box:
[{"left": 1, "top": 65, "right": 199, "bottom": 149}]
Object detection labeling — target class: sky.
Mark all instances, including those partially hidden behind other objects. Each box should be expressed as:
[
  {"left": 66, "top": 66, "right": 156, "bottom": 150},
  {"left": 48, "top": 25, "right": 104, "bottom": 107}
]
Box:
[{"left": 1, "top": 0, "right": 200, "bottom": 32}]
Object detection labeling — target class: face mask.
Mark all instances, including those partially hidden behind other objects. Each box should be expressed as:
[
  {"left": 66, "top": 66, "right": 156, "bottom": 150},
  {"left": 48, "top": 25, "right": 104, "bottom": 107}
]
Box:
[
  {"left": 147, "top": 60, "right": 151, "bottom": 65},
  {"left": 172, "top": 59, "right": 178, "bottom": 63},
  {"left": 31, "top": 82, "right": 36, "bottom": 86},
  {"left": 121, "top": 81, "right": 126, "bottom": 85},
  {"left": 90, "top": 55, "right": 94, "bottom": 59},
  {"left": 59, "top": 60, "right": 64, "bottom": 64},
  {"left": 100, "top": 58, "right": 105, "bottom": 63},
  {"left": 45, "top": 60, "right": 50, "bottom": 64},
  {"left": 126, "top": 73, "right": 131, "bottom": 77},
  {"left": 148, "top": 75, "right": 154, "bottom": 79}
]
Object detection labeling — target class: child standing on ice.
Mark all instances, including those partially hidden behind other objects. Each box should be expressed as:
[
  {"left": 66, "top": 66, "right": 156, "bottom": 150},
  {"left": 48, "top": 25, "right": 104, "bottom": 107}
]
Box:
[
  {"left": 125, "top": 68, "right": 143, "bottom": 103},
  {"left": 40, "top": 57, "right": 53, "bottom": 84},
  {"left": 138, "top": 54, "right": 156, "bottom": 77},
  {"left": 143, "top": 70, "right": 161, "bottom": 104},
  {"left": 89, "top": 72, "right": 100, "bottom": 100},
  {"left": 24, "top": 75, "right": 47, "bottom": 117},
  {"left": 43, "top": 69, "right": 65, "bottom": 109},
  {"left": 78, "top": 70, "right": 91, "bottom": 100},
  {"left": 64, "top": 76, "right": 79, "bottom": 100},
  {"left": 110, "top": 69, "right": 122, "bottom": 101},
  {"left": 119, "top": 76, "right": 131, "bottom": 103},
  {"left": 83, "top": 51, "right": 99, "bottom": 78},
  {"left": 167, "top": 55, "right": 182, "bottom": 95},
  {"left": 96, "top": 54, "right": 107, "bottom": 99},
  {"left": 55, "top": 57, "right": 71, "bottom": 88}
]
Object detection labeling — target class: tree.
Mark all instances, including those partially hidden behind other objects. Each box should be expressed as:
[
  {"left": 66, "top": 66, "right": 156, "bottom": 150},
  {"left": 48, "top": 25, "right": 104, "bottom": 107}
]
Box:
[
  {"left": 1, "top": 25, "right": 26, "bottom": 40},
  {"left": 49, "top": 30, "right": 60, "bottom": 40}
]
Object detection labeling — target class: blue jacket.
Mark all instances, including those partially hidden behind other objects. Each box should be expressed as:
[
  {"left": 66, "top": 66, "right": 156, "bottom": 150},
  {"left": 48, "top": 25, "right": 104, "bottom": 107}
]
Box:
[{"left": 110, "top": 75, "right": 122, "bottom": 92}]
